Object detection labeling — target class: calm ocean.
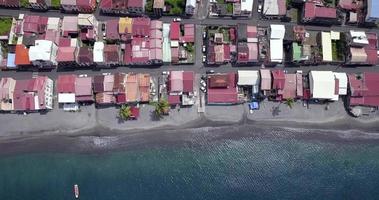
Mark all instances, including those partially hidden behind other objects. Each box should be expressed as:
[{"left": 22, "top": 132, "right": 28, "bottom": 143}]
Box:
[{"left": 1, "top": 133, "right": 379, "bottom": 200}]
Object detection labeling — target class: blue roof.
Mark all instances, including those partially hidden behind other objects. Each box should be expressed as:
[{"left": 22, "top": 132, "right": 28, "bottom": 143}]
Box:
[
  {"left": 6, "top": 53, "right": 16, "bottom": 68},
  {"left": 249, "top": 102, "right": 259, "bottom": 110},
  {"left": 369, "top": 0, "right": 379, "bottom": 18}
]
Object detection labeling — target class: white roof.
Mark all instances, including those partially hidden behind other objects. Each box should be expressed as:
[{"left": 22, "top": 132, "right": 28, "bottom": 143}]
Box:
[
  {"left": 309, "top": 71, "right": 337, "bottom": 100},
  {"left": 70, "top": 38, "right": 78, "bottom": 48},
  {"left": 186, "top": 0, "right": 196, "bottom": 7},
  {"left": 47, "top": 17, "right": 60, "bottom": 31},
  {"left": 321, "top": 32, "right": 333, "bottom": 62},
  {"left": 162, "top": 23, "right": 170, "bottom": 38},
  {"left": 241, "top": 0, "right": 254, "bottom": 12},
  {"left": 94, "top": 42, "right": 104, "bottom": 63},
  {"left": 350, "top": 30, "right": 369, "bottom": 45},
  {"left": 333, "top": 72, "right": 348, "bottom": 95},
  {"left": 29, "top": 40, "right": 58, "bottom": 62},
  {"left": 58, "top": 93, "right": 76, "bottom": 103},
  {"left": 264, "top": 0, "right": 279, "bottom": 15},
  {"left": 78, "top": 14, "right": 96, "bottom": 27},
  {"left": 238, "top": 70, "right": 260, "bottom": 85},
  {"left": 270, "top": 39, "right": 283, "bottom": 63},
  {"left": 270, "top": 25, "right": 285, "bottom": 39}
]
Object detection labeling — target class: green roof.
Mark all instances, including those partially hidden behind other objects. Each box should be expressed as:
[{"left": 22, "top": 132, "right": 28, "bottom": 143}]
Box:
[{"left": 292, "top": 43, "right": 302, "bottom": 61}]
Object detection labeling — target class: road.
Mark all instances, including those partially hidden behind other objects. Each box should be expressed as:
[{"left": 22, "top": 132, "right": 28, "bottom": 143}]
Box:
[{"left": 0, "top": 4, "right": 378, "bottom": 80}]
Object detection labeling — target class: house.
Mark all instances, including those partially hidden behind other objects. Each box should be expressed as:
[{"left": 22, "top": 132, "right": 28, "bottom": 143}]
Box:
[
  {"left": 29, "top": 0, "right": 50, "bottom": 10},
  {"left": 62, "top": 16, "right": 78, "bottom": 37},
  {"left": 57, "top": 74, "right": 76, "bottom": 105},
  {"left": 106, "top": 19, "right": 120, "bottom": 41},
  {"left": 77, "top": 0, "right": 96, "bottom": 13},
  {"left": 77, "top": 47, "right": 93, "bottom": 66},
  {"left": 94, "top": 41, "right": 105, "bottom": 65},
  {"left": 75, "top": 76, "right": 93, "bottom": 102},
  {"left": 93, "top": 74, "right": 116, "bottom": 105},
  {"left": 127, "top": 0, "right": 145, "bottom": 15},
  {"left": 15, "top": 44, "right": 31, "bottom": 67},
  {"left": 153, "top": 0, "right": 164, "bottom": 17},
  {"left": 104, "top": 44, "right": 120, "bottom": 66},
  {"left": 61, "top": 0, "right": 78, "bottom": 12},
  {"left": 167, "top": 71, "right": 195, "bottom": 106},
  {"left": 29, "top": 40, "right": 58, "bottom": 68},
  {"left": 348, "top": 72, "right": 379, "bottom": 107},
  {"left": 309, "top": 71, "right": 346, "bottom": 101},
  {"left": 302, "top": 2, "right": 339, "bottom": 25},
  {"left": 346, "top": 31, "right": 378, "bottom": 65},
  {"left": 240, "top": 0, "right": 253, "bottom": 17},
  {"left": 185, "top": 0, "right": 196, "bottom": 15},
  {"left": 269, "top": 25, "right": 285, "bottom": 63},
  {"left": 13, "top": 76, "right": 54, "bottom": 112},
  {"left": 236, "top": 25, "right": 258, "bottom": 65},
  {"left": 262, "top": 0, "right": 286, "bottom": 19},
  {"left": 78, "top": 14, "right": 97, "bottom": 29},
  {"left": 119, "top": 17, "right": 133, "bottom": 41},
  {"left": 207, "top": 73, "right": 238, "bottom": 104},
  {"left": 22, "top": 15, "right": 48, "bottom": 35},
  {"left": 100, "top": 0, "right": 145, "bottom": 16},
  {"left": 138, "top": 73, "right": 151, "bottom": 102},
  {"left": 365, "top": 0, "right": 379, "bottom": 23},
  {"left": 0, "top": 77, "right": 16, "bottom": 111},
  {"left": 260, "top": 69, "right": 272, "bottom": 95},
  {"left": 56, "top": 46, "right": 77, "bottom": 67},
  {"left": 0, "top": 0, "right": 19, "bottom": 7}
]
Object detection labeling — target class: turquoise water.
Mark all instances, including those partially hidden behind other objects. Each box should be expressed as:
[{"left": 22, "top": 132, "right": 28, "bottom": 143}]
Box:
[{"left": 1, "top": 136, "right": 379, "bottom": 199}]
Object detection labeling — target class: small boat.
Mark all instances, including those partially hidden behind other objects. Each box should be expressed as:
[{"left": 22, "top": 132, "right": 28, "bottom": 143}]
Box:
[{"left": 73, "top": 184, "right": 79, "bottom": 199}]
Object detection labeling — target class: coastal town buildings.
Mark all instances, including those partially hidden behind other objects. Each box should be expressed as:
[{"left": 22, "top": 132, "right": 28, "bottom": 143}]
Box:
[
  {"left": 209, "top": 0, "right": 254, "bottom": 18},
  {"left": 167, "top": 71, "right": 195, "bottom": 106},
  {"left": 29, "top": 0, "right": 50, "bottom": 10},
  {"left": 207, "top": 73, "right": 238, "bottom": 104}
]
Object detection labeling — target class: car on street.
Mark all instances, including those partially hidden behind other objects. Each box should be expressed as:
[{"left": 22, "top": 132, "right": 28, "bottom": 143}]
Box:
[
  {"left": 200, "top": 80, "right": 206, "bottom": 87},
  {"left": 200, "top": 86, "right": 207, "bottom": 93},
  {"left": 258, "top": 4, "right": 262, "bottom": 13},
  {"left": 79, "top": 74, "right": 87, "bottom": 78},
  {"left": 203, "top": 31, "right": 207, "bottom": 39},
  {"left": 173, "top": 18, "right": 182, "bottom": 22},
  {"left": 102, "top": 72, "right": 111, "bottom": 76},
  {"left": 206, "top": 70, "right": 215, "bottom": 74},
  {"left": 101, "top": 23, "right": 106, "bottom": 31},
  {"left": 202, "top": 55, "right": 206, "bottom": 63},
  {"left": 202, "top": 45, "right": 206, "bottom": 53},
  {"left": 162, "top": 71, "right": 170, "bottom": 75}
]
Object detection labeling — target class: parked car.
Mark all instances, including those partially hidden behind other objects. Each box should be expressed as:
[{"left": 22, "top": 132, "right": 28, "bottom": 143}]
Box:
[
  {"left": 203, "top": 31, "right": 207, "bottom": 39},
  {"left": 200, "top": 80, "right": 206, "bottom": 87},
  {"left": 206, "top": 70, "right": 215, "bottom": 74},
  {"left": 202, "top": 55, "right": 206, "bottom": 63},
  {"left": 102, "top": 72, "right": 111, "bottom": 76},
  {"left": 79, "top": 74, "right": 87, "bottom": 78},
  {"left": 162, "top": 71, "right": 170, "bottom": 75},
  {"left": 101, "top": 23, "right": 106, "bottom": 31},
  {"left": 202, "top": 45, "right": 206, "bottom": 53},
  {"left": 258, "top": 4, "right": 262, "bottom": 13},
  {"left": 173, "top": 18, "right": 182, "bottom": 22},
  {"left": 200, "top": 86, "right": 207, "bottom": 93}
]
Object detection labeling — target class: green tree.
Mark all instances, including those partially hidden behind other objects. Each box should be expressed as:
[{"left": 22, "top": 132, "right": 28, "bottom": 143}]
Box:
[
  {"left": 284, "top": 98, "right": 294, "bottom": 109},
  {"left": 145, "top": 0, "right": 153, "bottom": 13},
  {"left": 119, "top": 105, "right": 132, "bottom": 120},
  {"left": 185, "top": 43, "right": 194, "bottom": 53},
  {"left": 154, "top": 99, "right": 170, "bottom": 118},
  {"left": 170, "top": 7, "right": 183, "bottom": 15}
]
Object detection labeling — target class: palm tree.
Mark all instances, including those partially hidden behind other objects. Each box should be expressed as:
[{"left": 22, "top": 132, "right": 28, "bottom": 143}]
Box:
[
  {"left": 284, "top": 98, "right": 294, "bottom": 109},
  {"left": 119, "top": 104, "right": 132, "bottom": 120},
  {"left": 154, "top": 99, "right": 170, "bottom": 118}
]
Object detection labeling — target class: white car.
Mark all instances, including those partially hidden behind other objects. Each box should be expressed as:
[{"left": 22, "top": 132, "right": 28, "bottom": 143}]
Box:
[
  {"left": 258, "top": 4, "right": 262, "bottom": 13},
  {"left": 202, "top": 45, "right": 206, "bottom": 53},
  {"left": 79, "top": 74, "right": 88, "bottom": 78},
  {"left": 200, "top": 80, "right": 206, "bottom": 87},
  {"left": 203, "top": 31, "right": 207, "bottom": 39},
  {"left": 173, "top": 18, "right": 182, "bottom": 22},
  {"left": 202, "top": 55, "right": 206, "bottom": 62},
  {"left": 162, "top": 71, "right": 170, "bottom": 75},
  {"left": 102, "top": 72, "right": 111, "bottom": 76},
  {"left": 200, "top": 86, "right": 207, "bottom": 93}
]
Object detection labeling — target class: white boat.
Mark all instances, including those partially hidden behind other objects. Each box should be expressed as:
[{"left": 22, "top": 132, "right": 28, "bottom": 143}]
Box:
[{"left": 74, "top": 184, "right": 79, "bottom": 199}]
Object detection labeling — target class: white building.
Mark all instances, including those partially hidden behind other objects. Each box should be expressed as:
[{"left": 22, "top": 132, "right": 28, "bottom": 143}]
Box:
[
  {"left": 185, "top": 0, "right": 196, "bottom": 15},
  {"left": 94, "top": 41, "right": 104, "bottom": 64},
  {"left": 237, "top": 70, "right": 260, "bottom": 86},
  {"left": 241, "top": 0, "right": 254, "bottom": 16},
  {"left": 269, "top": 24, "right": 285, "bottom": 63},
  {"left": 29, "top": 40, "right": 58, "bottom": 67},
  {"left": 309, "top": 71, "right": 347, "bottom": 101}
]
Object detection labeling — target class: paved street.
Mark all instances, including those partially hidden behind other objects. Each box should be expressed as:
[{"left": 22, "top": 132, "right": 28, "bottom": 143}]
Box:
[{"left": 0, "top": 5, "right": 378, "bottom": 80}]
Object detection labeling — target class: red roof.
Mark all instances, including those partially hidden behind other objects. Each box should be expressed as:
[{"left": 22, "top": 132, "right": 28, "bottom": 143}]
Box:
[
  {"left": 168, "top": 95, "right": 181, "bottom": 105},
  {"left": 183, "top": 71, "right": 194, "bottom": 93},
  {"left": 304, "top": 2, "right": 337, "bottom": 19},
  {"left": 272, "top": 70, "right": 285, "bottom": 90},
  {"left": 127, "top": 0, "right": 143, "bottom": 7},
  {"left": 282, "top": 74, "right": 297, "bottom": 100},
  {"left": 348, "top": 72, "right": 379, "bottom": 107},
  {"left": 132, "top": 17, "right": 150, "bottom": 37},
  {"left": 207, "top": 73, "right": 238, "bottom": 104},
  {"left": 170, "top": 22, "right": 180, "bottom": 40},
  {"left": 57, "top": 75, "right": 76, "bottom": 93},
  {"left": 15, "top": 45, "right": 30, "bottom": 65}
]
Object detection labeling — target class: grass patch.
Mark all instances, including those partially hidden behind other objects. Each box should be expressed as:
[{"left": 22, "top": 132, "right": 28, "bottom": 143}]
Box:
[
  {"left": 20, "top": 0, "right": 29, "bottom": 8},
  {"left": 51, "top": 0, "right": 61, "bottom": 9},
  {"left": 145, "top": 0, "right": 153, "bottom": 13},
  {"left": 0, "top": 18, "right": 12, "bottom": 36}
]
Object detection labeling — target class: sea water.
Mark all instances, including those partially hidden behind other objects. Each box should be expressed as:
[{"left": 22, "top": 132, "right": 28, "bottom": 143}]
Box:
[{"left": 0, "top": 134, "right": 379, "bottom": 200}]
